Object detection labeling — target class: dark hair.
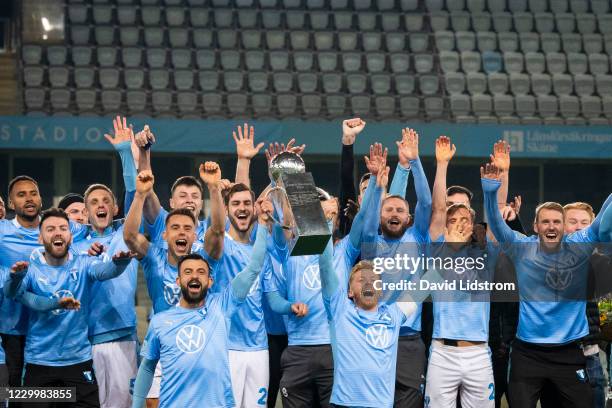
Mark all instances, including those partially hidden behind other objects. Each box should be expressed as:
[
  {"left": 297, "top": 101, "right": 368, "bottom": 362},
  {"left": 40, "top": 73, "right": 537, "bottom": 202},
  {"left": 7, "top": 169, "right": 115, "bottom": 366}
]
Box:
[
  {"left": 446, "top": 185, "right": 474, "bottom": 201},
  {"left": 40, "top": 207, "right": 69, "bottom": 229},
  {"left": 58, "top": 193, "right": 84, "bottom": 210},
  {"left": 446, "top": 203, "right": 476, "bottom": 222},
  {"left": 83, "top": 184, "right": 117, "bottom": 205},
  {"left": 359, "top": 173, "right": 372, "bottom": 187},
  {"left": 223, "top": 183, "right": 255, "bottom": 207},
  {"left": 177, "top": 253, "right": 211, "bottom": 275},
  {"left": 171, "top": 176, "right": 203, "bottom": 197},
  {"left": 8, "top": 175, "right": 38, "bottom": 197},
  {"left": 382, "top": 194, "right": 409, "bottom": 209},
  {"left": 165, "top": 208, "right": 197, "bottom": 226}
]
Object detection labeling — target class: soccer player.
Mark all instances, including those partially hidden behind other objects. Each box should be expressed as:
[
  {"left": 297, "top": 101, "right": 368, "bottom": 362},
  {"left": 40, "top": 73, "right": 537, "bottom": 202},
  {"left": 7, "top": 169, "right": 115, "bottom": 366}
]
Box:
[
  {"left": 123, "top": 170, "right": 199, "bottom": 406},
  {"left": 4, "top": 208, "right": 133, "bottom": 407},
  {"left": 338, "top": 117, "right": 366, "bottom": 238},
  {"left": 482, "top": 163, "right": 612, "bottom": 408},
  {"left": 70, "top": 116, "right": 140, "bottom": 408},
  {"left": 58, "top": 193, "right": 86, "bottom": 224},
  {"left": 130, "top": 199, "right": 273, "bottom": 408},
  {"left": 0, "top": 175, "right": 87, "bottom": 392},
  {"left": 360, "top": 129, "right": 432, "bottom": 408},
  {"left": 202, "top": 158, "right": 277, "bottom": 407}
]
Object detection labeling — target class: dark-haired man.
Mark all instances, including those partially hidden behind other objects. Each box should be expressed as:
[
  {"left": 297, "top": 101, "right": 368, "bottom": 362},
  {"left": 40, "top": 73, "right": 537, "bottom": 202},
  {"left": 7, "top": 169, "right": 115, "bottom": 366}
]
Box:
[
  {"left": 58, "top": 193, "right": 86, "bottom": 224},
  {"left": 124, "top": 170, "right": 200, "bottom": 405},
  {"left": 131, "top": 199, "right": 273, "bottom": 408},
  {"left": 4, "top": 208, "right": 133, "bottom": 407}
]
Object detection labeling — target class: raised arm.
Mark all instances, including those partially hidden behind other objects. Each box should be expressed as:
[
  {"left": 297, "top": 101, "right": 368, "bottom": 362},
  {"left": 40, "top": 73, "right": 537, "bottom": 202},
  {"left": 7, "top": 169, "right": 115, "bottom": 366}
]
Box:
[
  {"left": 490, "top": 140, "right": 511, "bottom": 211},
  {"left": 429, "top": 136, "right": 456, "bottom": 241},
  {"left": 133, "top": 125, "right": 162, "bottom": 225},
  {"left": 358, "top": 143, "right": 388, "bottom": 246},
  {"left": 481, "top": 164, "right": 517, "bottom": 243},
  {"left": 104, "top": 116, "right": 138, "bottom": 213},
  {"left": 123, "top": 171, "right": 154, "bottom": 258},
  {"left": 234, "top": 123, "right": 264, "bottom": 188},
  {"left": 201, "top": 162, "right": 226, "bottom": 261},
  {"left": 318, "top": 234, "right": 338, "bottom": 299},
  {"left": 389, "top": 128, "right": 415, "bottom": 198},
  {"left": 600, "top": 198, "right": 612, "bottom": 242},
  {"left": 338, "top": 118, "right": 366, "bottom": 236},
  {"left": 231, "top": 201, "right": 272, "bottom": 300},
  {"left": 400, "top": 128, "right": 432, "bottom": 238},
  {"left": 87, "top": 250, "right": 135, "bottom": 281}
]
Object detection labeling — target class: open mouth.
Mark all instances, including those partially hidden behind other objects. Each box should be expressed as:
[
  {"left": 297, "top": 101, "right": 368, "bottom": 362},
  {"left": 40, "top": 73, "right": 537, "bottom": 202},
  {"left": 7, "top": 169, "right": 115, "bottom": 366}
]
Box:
[
  {"left": 96, "top": 209, "right": 108, "bottom": 220},
  {"left": 24, "top": 203, "right": 37, "bottom": 211},
  {"left": 175, "top": 239, "right": 188, "bottom": 251},
  {"left": 388, "top": 218, "right": 401, "bottom": 227},
  {"left": 52, "top": 239, "right": 65, "bottom": 248},
  {"left": 362, "top": 288, "right": 375, "bottom": 297},
  {"left": 236, "top": 212, "right": 249, "bottom": 221},
  {"left": 545, "top": 232, "right": 558, "bottom": 240},
  {"left": 187, "top": 280, "right": 202, "bottom": 291},
  {"left": 183, "top": 205, "right": 195, "bottom": 212}
]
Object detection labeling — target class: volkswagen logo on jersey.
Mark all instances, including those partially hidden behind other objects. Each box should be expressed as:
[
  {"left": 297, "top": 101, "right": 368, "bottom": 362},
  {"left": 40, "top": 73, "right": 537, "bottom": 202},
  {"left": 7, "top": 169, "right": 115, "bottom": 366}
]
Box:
[
  {"left": 51, "top": 289, "right": 75, "bottom": 315},
  {"left": 365, "top": 324, "right": 392, "bottom": 349},
  {"left": 302, "top": 264, "right": 321, "bottom": 290},
  {"left": 545, "top": 267, "right": 573, "bottom": 291},
  {"left": 175, "top": 324, "right": 206, "bottom": 353},
  {"left": 163, "top": 282, "right": 181, "bottom": 305}
]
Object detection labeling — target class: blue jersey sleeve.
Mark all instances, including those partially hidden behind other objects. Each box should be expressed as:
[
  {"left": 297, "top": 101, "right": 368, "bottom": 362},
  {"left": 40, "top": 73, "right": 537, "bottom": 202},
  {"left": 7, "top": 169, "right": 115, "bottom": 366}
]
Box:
[
  {"left": 147, "top": 207, "right": 169, "bottom": 244},
  {"left": 600, "top": 200, "right": 612, "bottom": 242},
  {"left": 131, "top": 358, "right": 157, "bottom": 408},
  {"left": 70, "top": 220, "right": 89, "bottom": 243},
  {"left": 231, "top": 225, "right": 269, "bottom": 299},
  {"left": 85, "top": 256, "right": 130, "bottom": 281},
  {"left": 482, "top": 178, "right": 524, "bottom": 252},
  {"left": 141, "top": 319, "right": 161, "bottom": 361},
  {"left": 410, "top": 158, "right": 433, "bottom": 241},
  {"left": 389, "top": 163, "right": 410, "bottom": 198}
]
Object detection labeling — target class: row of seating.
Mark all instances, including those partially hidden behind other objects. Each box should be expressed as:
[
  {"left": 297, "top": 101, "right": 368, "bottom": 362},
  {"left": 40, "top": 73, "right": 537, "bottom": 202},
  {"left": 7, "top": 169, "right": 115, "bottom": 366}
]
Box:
[
  {"left": 23, "top": 86, "right": 612, "bottom": 122},
  {"left": 23, "top": 68, "right": 443, "bottom": 94},
  {"left": 445, "top": 72, "right": 612, "bottom": 96},
  {"left": 66, "top": 0, "right": 420, "bottom": 11},
  {"left": 68, "top": 6, "right": 428, "bottom": 30},
  {"left": 23, "top": 48, "right": 430, "bottom": 73},
  {"left": 425, "top": 0, "right": 610, "bottom": 13},
  {"left": 441, "top": 51, "right": 612, "bottom": 75}
]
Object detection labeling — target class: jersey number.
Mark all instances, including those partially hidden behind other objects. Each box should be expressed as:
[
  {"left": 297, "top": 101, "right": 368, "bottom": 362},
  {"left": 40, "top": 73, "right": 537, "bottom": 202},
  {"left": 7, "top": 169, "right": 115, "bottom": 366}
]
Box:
[
  {"left": 488, "top": 382, "right": 495, "bottom": 400},
  {"left": 257, "top": 387, "right": 267, "bottom": 405}
]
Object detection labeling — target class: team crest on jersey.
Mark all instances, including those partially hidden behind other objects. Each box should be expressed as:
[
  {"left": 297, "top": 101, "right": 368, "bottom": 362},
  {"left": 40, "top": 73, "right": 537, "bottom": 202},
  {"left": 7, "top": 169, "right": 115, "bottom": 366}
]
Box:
[
  {"left": 365, "top": 324, "right": 392, "bottom": 349},
  {"left": 82, "top": 371, "right": 94, "bottom": 383},
  {"left": 163, "top": 283, "right": 181, "bottom": 305},
  {"left": 302, "top": 265, "right": 321, "bottom": 290},
  {"left": 70, "top": 268, "right": 78, "bottom": 281},
  {"left": 175, "top": 324, "right": 206, "bottom": 353},
  {"left": 545, "top": 267, "right": 572, "bottom": 291},
  {"left": 51, "top": 289, "right": 75, "bottom": 315}
]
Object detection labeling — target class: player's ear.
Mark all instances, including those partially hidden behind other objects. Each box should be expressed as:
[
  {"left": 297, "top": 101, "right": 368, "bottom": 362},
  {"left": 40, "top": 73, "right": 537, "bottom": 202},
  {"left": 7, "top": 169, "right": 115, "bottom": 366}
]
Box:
[
  {"left": 83, "top": 206, "right": 89, "bottom": 220},
  {"left": 169, "top": 197, "right": 176, "bottom": 210},
  {"left": 8, "top": 197, "right": 14, "bottom": 211},
  {"left": 533, "top": 221, "right": 538, "bottom": 235},
  {"left": 38, "top": 234, "right": 43, "bottom": 245},
  {"left": 207, "top": 275, "right": 214, "bottom": 289},
  {"left": 112, "top": 203, "right": 119, "bottom": 216},
  {"left": 162, "top": 229, "right": 167, "bottom": 242}
]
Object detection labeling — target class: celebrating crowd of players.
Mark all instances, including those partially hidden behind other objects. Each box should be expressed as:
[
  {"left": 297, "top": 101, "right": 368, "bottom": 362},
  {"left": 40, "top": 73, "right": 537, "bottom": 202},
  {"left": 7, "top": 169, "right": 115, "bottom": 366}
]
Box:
[{"left": 0, "top": 116, "right": 611, "bottom": 408}]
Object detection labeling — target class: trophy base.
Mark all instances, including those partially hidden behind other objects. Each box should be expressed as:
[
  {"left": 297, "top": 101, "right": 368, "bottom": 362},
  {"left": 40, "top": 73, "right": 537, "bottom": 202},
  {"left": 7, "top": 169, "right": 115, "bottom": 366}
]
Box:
[{"left": 289, "top": 234, "right": 332, "bottom": 257}]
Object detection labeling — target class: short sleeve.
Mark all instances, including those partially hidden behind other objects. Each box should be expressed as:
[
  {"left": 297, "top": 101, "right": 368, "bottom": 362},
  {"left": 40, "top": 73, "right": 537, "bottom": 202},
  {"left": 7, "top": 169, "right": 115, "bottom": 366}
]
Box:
[
  {"left": 147, "top": 208, "right": 169, "bottom": 244},
  {"left": 141, "top": 319, "right": 161, "bottom": 361}
]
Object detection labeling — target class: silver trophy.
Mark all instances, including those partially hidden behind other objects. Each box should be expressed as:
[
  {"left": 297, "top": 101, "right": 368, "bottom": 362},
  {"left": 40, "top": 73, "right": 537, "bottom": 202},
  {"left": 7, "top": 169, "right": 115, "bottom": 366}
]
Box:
[{"left": 267, "top": 151, "right": 332, "bottom": 256}]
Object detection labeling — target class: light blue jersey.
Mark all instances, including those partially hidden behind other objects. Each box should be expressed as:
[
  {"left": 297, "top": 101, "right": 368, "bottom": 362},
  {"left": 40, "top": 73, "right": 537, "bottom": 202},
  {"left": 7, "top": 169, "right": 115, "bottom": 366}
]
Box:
[
  {"left": 140, "top": 243, "right": 181, "bottom": 314},
  {"left": 483, "top": 178, "right": 612, "bottom": 344},
  {"left": 274, "top": 237, "right": 359, "bottom": 346},
  {"left": 11, "top": 249, "right": 126, "bottom": 366},
  {"left": 263, "top": 253, "right": 287, "bottom": 335},
  {"left": 73, "top": 224, "right": 138, "bottom": 343},
  {"left": 141, "top": 286, "right": 242, "bottom": 408},
  {"left": 203, "top": 235, "right": 272, "bottom": 351},
  {"left": 0, "top": 218, "right": 86, "bottom": 335},
  {"left": 431, "top": 242, "right": 499, "bottom": 342},
  {"left": 148, "top": 207, "right": 207, "bottom": 249}
]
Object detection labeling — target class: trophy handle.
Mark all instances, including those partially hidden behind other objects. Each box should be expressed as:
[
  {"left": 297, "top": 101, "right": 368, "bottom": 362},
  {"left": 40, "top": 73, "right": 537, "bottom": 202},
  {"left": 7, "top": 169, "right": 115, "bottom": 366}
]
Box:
[{"left": 265, "top": 187, "right": 294, "bottom": 230}]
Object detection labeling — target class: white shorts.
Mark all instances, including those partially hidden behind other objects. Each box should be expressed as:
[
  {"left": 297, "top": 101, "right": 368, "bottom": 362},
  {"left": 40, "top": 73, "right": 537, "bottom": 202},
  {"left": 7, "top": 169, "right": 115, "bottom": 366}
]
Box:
[
  {"left": 425, "top": 340, "right": 495, "bottom": 408},
  {"left": 146, "top": 362, "right": 162, "bottom": 399},
  {"left": 229, "top": 349, "right": 269, "bottom": 408},
  {"left": 92, "top": 340, "right": 138, "bottom": 408}
]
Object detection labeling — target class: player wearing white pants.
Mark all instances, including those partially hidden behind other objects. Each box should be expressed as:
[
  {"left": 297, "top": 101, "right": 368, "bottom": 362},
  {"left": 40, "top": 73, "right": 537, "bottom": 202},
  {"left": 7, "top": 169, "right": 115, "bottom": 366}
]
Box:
[
  {"left": 92, "top": 340, "right": 138, "bottom": 408},
  {"left": 425, "top": 340, "right": 494, "bottom": 408},
  {"left": 229, "top": 349, "right": 270, "bottom": 407}
]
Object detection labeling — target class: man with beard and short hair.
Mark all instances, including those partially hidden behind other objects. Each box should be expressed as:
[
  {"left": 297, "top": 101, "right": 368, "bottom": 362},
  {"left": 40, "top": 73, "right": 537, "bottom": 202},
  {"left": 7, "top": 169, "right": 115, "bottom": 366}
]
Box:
[
  {"left": 123, "top": 170, "right": 199, "bottom": 407},
  {"left": 201, "top": 160, "right": 277, "bottom": 407},
  {"left": 58, "top": 193, "right": 86, "bottom": 224},
  {"left": 360, "top": 129, "right": 432, "bottom": 408},
  {"left": 0, "top": 176, "right": 87, "bottom": 395},
  {"left": 130, "top": 199, "right": 273, "bottom": 408},
  {"left": 4, "top": 207, "right": 133, "bottom": 407},
  {"left": 482, "top": 163, "right": 612, "bottom": 408}
]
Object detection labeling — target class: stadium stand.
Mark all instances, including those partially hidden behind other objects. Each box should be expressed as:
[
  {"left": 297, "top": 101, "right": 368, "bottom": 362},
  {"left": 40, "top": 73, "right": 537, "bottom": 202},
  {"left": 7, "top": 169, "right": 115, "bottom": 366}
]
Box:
[{"left": 17, "top": 0, "right": 612, "bottom": 123}]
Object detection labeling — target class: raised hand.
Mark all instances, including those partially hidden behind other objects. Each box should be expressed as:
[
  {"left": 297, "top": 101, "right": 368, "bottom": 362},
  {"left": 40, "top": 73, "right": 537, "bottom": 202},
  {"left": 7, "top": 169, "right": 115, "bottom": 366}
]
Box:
[
  {"left": 256, "top": 198, "right": 274, "bottom": 225},
  {"left": 510, "top": 195, "right": 521, "bottom": 215},
  {"left": 291, "top": 302, "right": 309, "bottom": 317},
  {"left": 445, "top": 220, "right": 473, "bottom": 244},
  {"left": 104, "top": 116, "right": 134, "bottom": 145},
  {"left": 58, "top": 297, "right": 81, "bottom": 310},
  {"left": 376, "top": 165, "right": 391, "bottom": 190},
  {"left": 364, "top": 143, "right": 388, "bottom": 177},
  {"left": 480, "top": 163, "right": 502, "bottom": 181},
  {"left": 343, "top": 199, "right": 359, "bottom": 221},
  {"left": 265, "top": 139, "right": 306, "bottom": 164},
  {"left": 342, "top": 118, "right": 366, "bottom": 145},
  {"left": 234, "top": 123, "right": 264, "bottom": 160},
  {"left": 397, "top": 128, "right": 419, "bottom": 166},
  {"left": 199, "top": 162, "right": 222, "bottom": 187},
  {"left": 136, "top": 170, "right": 154, "bottom": 195},
  {"left": 435, "top": 135, "right": 456, "bottom": 163},
  {"left": 134, "top": 125, "right": 156, "bottom": 149},
  {"left": 490, "top": 140, "right": 510, "bottom": 173},
  {"left": 10, "top": 261, "right": 28, "bottom": 274}
]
